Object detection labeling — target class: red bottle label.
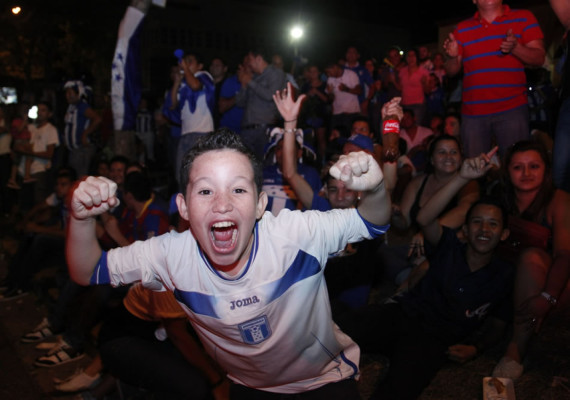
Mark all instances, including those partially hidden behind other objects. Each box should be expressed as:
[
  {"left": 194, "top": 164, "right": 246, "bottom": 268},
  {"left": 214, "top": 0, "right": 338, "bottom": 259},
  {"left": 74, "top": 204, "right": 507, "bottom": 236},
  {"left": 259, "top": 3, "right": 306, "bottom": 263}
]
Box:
[{"left": 382, "top": 119, "right": 400, "bottom": 135}]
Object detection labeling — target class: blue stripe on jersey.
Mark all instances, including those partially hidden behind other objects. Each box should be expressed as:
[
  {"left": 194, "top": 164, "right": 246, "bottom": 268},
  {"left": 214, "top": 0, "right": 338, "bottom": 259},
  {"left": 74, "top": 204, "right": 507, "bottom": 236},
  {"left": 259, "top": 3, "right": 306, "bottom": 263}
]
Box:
[
  {"left": 457, "top": 24, "right": 482, "bottom": 34},
  {"left": 463, "top": 34, "right": 510, "bottom": 47},
  {"left": 464, "top": 67, "right": 524, "bottom": 77},
  {"left": 174, "top": 289, "right": 220, "bottom": 319},
  {"left": 494, "top": 17, "right": 527, "bottom": 25},
  {"left": 464, "top": 94, "right": 520, "bottom": 105},
  {"left": 463, "top": 51, "right": 503, "bottom": 62},
  {"left": 175, "top": 249, "right": 320, "bottom": 319},
  {"left": 356, "top": 210, "right": 390, "bottom": 238},
  {"left": 90, "top": 251, "right": 110, "bottom": 285},
  {"left": 523, "top": 23, "right": 539, "bottom": 32},
  {"left": 340, "top": 351, "right": 359, "bottom": 379},
  {"left": 265, "top": 250, "right": 321, "bottom": 304},
  {"left": 462, "top": 83, "right": 526, "bottom": 92}
]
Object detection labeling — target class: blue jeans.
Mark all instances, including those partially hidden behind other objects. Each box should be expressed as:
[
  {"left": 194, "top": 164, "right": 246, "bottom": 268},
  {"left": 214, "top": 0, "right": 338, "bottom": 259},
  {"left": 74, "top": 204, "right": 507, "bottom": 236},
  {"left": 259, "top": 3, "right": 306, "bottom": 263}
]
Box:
[
  {"left": 553, "top": 97, "right": 570, "bottom": 192},
  {"left": 461, "top": 106, "right": 530, "bottom": 157}
]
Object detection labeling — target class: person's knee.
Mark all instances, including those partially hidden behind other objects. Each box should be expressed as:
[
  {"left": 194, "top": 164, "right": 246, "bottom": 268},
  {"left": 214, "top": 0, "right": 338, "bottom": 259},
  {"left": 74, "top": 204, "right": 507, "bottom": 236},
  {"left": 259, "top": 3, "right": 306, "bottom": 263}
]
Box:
[{"left": 517, "top": 248, "right": 550, "bottom": 277}]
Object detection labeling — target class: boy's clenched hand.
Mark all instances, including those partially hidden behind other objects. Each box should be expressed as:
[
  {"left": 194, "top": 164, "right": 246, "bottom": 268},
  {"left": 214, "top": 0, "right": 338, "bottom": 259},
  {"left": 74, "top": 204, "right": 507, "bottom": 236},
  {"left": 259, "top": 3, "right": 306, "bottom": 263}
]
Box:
[
  {"left": 71, "top": 176, "right": 120, "bottom": 220},
  {"left": 329, "top": 152, "right": 384, "bottom": 192}
]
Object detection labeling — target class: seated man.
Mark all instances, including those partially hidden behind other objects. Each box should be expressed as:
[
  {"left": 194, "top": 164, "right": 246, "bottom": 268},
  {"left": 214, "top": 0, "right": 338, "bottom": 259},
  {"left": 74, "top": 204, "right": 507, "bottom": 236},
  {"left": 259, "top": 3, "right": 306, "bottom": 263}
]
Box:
[
  {"left": 24, "top": 171, "right": 170, "bottom": 368},
  {"left": 337, "top": 148, "right": 514, "bottom": 400},
  {"left": 66, "top": 125, "right": 391, "bottom": 398},
  {"left": 0, "top": 168, "right": 76, "bottom": 300}
]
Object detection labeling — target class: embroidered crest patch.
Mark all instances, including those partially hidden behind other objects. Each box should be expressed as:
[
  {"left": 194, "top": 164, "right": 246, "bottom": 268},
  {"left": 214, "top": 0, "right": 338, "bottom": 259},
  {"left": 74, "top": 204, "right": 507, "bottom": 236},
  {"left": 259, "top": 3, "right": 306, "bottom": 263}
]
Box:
[{"left": 239, "top": 316, "right": 272, "bottom": 344}]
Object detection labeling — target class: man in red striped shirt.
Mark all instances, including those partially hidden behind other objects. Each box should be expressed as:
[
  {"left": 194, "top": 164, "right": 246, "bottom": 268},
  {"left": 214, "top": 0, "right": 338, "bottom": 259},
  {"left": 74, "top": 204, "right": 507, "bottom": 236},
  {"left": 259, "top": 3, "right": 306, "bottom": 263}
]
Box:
[{"left": 444, "top": 0, "right": 545, "bottom": 157}]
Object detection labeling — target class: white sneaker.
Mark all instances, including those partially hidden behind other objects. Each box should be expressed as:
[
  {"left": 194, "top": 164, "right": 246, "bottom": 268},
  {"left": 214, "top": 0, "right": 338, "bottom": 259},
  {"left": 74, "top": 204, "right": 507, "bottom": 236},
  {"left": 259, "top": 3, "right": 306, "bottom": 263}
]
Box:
[
  {"left": 492, "top": 356, "right": 524, "bottom": 380},
  {"left": 55, "top": 369, "right": 101, "bottom": 392}
]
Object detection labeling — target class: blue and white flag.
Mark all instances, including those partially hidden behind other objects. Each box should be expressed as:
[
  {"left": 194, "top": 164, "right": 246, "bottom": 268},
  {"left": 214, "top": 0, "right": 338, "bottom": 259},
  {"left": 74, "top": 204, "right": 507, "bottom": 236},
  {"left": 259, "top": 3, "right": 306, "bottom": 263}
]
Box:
[{"left": 111, "top": 6, "right": 145, "bottom": 131}]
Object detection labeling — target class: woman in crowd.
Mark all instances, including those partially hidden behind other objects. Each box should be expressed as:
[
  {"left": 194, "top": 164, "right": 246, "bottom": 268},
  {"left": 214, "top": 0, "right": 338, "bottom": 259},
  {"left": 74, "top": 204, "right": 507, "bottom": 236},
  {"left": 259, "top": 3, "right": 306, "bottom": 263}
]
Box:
[
  {"left": 385, "top": 134, "right": 479, "bottom": 284},
  {"left": 395, "top": 48, "right": 429, "bottom": 127},
  {"left": 493, "top": 139, "right": 570, "bottom": 380}
]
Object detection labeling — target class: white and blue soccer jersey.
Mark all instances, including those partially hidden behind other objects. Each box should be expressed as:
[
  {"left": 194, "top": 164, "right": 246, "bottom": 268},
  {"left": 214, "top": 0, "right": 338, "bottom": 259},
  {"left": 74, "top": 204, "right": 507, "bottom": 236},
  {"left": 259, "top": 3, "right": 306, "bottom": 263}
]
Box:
[{"left": 92, "top": 208, "right": 388, "bottom": 393}]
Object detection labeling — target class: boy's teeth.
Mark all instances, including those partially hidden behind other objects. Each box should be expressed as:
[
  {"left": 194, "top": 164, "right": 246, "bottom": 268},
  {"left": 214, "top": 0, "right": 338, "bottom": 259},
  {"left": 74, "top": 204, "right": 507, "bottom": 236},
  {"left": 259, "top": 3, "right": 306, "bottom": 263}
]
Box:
[{"left": 213, "top": 221, "right": 235, "bottom": 228}]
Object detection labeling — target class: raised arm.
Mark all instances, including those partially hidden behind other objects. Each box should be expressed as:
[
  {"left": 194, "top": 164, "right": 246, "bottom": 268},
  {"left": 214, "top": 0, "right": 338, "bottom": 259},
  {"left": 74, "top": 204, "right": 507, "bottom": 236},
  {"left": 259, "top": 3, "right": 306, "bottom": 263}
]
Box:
[
  {"left": 380, "top": 96, "right": 403, "bottom": 193},
  {"left": 66, "top": 176, "right": 120, "bottom": 285},
  {"left": 273, "top": 83, "right": 315, "bottom": 209},
  {"left": 416, "top": 147, "right": 498, "bottom": 246},
  {"left": 550, "top": 0, "right": 570, "bottom": 29},
  {"left": 329, "top": 152, "right": 390, "bottom": 226}
]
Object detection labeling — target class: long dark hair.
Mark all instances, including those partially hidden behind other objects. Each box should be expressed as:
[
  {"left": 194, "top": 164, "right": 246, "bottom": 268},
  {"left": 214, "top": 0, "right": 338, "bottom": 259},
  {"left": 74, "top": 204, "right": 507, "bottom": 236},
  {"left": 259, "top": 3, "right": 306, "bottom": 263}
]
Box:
[{"left": 501, "top": 139, "right": 554, "bottom": 223}]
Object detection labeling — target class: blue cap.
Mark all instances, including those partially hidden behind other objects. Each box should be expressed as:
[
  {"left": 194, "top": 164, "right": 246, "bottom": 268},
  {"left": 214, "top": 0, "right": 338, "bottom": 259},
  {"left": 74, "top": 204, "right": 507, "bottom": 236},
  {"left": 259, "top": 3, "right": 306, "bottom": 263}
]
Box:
[{"left": 345, "top": 134, "right": 374, "bottom": 153}]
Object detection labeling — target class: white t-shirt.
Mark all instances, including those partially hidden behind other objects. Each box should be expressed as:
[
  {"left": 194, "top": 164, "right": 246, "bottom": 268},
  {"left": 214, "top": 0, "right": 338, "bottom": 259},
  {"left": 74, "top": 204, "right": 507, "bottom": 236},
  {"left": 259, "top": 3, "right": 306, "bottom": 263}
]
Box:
[
  {"left": 19, "top": 122, "right": 59, "bottom": 175},
  {"left": 96, "top": 208, "right": 389, "bottom": 393},
  {"left": 326, "top": 69, "right": 361, "bottom": 114},
  {"left": 180, "top": 71, "right": 214, "bottom": 135},
  {"left": 400, "top": 126, "right": 433, "bottom": 153}
]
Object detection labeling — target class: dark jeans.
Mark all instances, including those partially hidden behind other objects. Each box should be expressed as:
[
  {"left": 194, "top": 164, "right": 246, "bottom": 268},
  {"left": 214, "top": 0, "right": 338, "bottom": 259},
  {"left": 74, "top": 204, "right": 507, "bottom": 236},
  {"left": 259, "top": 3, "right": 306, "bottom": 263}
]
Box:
[
  {"left": 50, "top": 281, "right": 120, "bottom": 351},
  {"left": 460, "top": 105, "right": 530, "bottom": 158},
  {"left": 99, "top": 304, "right": 211, "bottom": 400},
  {"left": 230, "top": 378, "right": 360, "bottom": 400},
  {"left": 336, "top": 302, "right": 448, "bottom": 400}
]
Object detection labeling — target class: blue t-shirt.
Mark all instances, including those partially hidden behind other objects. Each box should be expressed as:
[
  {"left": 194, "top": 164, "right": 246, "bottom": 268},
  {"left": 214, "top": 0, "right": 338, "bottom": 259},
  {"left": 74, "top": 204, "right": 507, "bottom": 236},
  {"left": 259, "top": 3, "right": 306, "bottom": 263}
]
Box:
[{"left": 219, "top": 75, "right": 244, "bottom": 133}]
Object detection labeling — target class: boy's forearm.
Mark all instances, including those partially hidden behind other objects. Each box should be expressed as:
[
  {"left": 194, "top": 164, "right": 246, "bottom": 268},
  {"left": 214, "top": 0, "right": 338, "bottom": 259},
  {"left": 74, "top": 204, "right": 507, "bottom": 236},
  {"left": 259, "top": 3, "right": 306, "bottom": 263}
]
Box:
[
  {"left": 66, "top": 216, "right": 103, "bottom": 285},
  {"left": 357, "top": 181, "right": 391, "bottom": 226}
]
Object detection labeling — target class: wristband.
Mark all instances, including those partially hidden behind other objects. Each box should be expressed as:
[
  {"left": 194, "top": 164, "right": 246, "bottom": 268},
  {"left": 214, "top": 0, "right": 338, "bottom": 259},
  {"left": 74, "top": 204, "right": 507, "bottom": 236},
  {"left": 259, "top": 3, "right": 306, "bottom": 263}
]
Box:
[{"left": 540, "top": 291, "right": 557, "bottom": 306}]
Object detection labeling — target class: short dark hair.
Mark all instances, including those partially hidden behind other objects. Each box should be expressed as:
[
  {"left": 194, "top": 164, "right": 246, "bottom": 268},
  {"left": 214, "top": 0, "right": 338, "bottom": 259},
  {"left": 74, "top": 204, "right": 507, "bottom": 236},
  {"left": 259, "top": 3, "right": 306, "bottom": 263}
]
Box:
[
  {"left": 38, "top": 100, "right": 53, "bottom": 112},
  {"left": 124, "top": 171, "right": 152, "bottom": 202},
  {"left": 110, "top": 155, "right": 129, "bottom": 168},
  {"left": 179, "top": 128, "right": 263, "bottom": 196},
  {"left": 249, "top": 48, "right": 269, "bottom": 63},
  {"left": 56, "top": 166, "right": 77, "bottom": 182},
  {"left": 465, "top": 196, "right": 508, "bottom": 229}
]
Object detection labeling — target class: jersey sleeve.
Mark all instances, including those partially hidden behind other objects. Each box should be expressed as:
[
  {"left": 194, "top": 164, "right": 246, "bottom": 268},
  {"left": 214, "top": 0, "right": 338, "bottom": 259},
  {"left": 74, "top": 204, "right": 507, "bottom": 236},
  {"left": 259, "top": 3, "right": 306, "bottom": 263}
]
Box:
[{"left": 99, "top": 233, "right": 178, "bottom": 291}]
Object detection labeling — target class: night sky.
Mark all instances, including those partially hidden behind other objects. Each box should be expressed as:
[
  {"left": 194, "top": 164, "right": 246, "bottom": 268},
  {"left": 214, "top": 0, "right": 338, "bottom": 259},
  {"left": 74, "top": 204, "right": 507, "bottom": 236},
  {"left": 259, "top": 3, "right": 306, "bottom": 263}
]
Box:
[{"left": 274, "top": 0, "right": 542, "bottom": 43}]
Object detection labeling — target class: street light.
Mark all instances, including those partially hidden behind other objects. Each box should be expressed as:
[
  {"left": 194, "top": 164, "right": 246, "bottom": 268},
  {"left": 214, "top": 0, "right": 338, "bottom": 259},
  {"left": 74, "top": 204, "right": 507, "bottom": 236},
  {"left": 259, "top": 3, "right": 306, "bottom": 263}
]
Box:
[
  {"left": 12, "top": 6, "right": 22, "bottom": 15},
  {"left": 290, "top": 25, "right": 303, "bottom": 40}
]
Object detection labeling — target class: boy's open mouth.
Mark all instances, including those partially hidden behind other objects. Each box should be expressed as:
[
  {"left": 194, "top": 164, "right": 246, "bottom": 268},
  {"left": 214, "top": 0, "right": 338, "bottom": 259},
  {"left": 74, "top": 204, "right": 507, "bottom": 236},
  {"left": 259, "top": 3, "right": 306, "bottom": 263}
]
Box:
[{"left": 211, "top": 221, "right": 238, "bottom": 250}]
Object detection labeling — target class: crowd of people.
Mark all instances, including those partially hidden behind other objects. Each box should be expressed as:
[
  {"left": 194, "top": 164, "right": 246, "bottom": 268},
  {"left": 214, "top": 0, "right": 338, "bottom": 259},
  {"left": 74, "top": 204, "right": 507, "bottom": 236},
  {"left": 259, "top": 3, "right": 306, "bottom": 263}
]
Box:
[{"left": 0, "top": 0, "right": 569, "bottom": 399}]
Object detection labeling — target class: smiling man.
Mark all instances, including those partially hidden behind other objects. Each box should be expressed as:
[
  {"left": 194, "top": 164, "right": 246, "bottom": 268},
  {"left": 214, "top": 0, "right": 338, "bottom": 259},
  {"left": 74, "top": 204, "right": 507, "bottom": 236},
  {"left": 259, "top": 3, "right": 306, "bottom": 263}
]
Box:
[
  {"left": 337, "top": 148, "right": 514, "bottom": 400},
  {"left": 65, "top": 127, "right": 391, "bottom": 398}
]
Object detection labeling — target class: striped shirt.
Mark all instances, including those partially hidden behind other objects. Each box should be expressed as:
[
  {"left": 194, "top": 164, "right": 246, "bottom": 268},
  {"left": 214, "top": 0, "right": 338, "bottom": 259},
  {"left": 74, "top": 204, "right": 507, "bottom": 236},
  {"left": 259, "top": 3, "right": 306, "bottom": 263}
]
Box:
[{"left": 453, "top": 5, "right": 543, "bottom": 116}]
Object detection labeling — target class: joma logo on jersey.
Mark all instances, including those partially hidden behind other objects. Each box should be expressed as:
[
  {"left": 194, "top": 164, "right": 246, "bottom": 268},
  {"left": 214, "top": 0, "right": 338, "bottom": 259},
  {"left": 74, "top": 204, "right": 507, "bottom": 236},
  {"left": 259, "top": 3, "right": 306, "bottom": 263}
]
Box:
[{"left": 230, "top": 296, "right": 260, "bottom": 310}]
